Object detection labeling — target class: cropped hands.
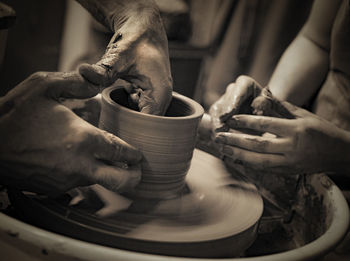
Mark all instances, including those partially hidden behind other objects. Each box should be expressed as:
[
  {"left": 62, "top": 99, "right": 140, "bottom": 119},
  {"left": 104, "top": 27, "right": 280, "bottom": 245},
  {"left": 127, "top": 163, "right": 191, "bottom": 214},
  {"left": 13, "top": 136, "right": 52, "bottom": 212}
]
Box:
[
  {"left": 0, "top": 72, "right": 142, "bottom": 196},
  {"left": 0, "top": 0, "right": 174, "bottom": 196},
  {"left": 77, "top": 0, "right": 173, "bottom": 115},
  {"left": 210, "top": 76, "right": 350, "bottom": 175}
]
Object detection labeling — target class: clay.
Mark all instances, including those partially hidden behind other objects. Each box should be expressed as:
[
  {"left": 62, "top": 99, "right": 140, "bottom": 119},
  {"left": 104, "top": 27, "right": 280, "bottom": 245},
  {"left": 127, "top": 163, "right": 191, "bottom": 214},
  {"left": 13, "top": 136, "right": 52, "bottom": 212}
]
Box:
[
  {"left": 4, "top": 88, "right": 262, "bottom": 258},
  {"left": 7, "top": 149, "right": 263, "bottom": 258},
  {"left": 251, "top": 87, "right": 295, "bottom": 119},
  {"left": 100, "top": 86, "right": 204, "bottom": 199}
]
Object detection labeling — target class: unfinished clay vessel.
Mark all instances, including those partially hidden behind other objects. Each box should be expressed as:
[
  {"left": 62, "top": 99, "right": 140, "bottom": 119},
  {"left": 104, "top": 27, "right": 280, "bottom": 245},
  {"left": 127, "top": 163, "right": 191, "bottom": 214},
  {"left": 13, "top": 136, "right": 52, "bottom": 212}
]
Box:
[{"left": 100, "top": 86, "right": 204, "bottom": 199}]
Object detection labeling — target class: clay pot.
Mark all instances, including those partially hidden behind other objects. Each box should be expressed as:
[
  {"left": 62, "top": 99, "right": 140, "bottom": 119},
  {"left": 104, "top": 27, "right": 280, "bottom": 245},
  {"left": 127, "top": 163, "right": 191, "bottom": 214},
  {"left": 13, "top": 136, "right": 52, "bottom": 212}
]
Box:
[{"left": 99, "top": 86, "right": 204, "bottom": 199}]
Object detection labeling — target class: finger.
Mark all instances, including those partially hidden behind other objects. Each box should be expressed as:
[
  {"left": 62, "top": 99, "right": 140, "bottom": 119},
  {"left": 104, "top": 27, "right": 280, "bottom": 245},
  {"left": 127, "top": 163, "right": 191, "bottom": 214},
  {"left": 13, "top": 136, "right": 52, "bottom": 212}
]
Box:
[
  {"left": 79, "top": 33, "right": 130, "bottom": 87},
  {"left": 215, "top": 132, "right": 291, "bottom": 154},
  {"left": 220, "top": 145, "right": 286, "bottom": 168},
  {"left": 137, "top": 87, "right": 171, "bottom": 115},
  {"left": 79, "top": 63, "right": 114, "bottom": 87},
  {"left": 93, "top": 130, "right": 142, "bottom": 164},
  {"left": 122, "top": 49, "right": 173, "bottom": 115},
  {"left": 80, "top": 62, "right": 171, "bottom": 116},
  {"left": 220, "top": 76, "right": 262, "bottom": 121},
  {"left": 92, "top": 163, "right": 141, "bottom": 193},
  {"left": 46, "top": 71, "right": 100, "bottom": 99},
  {"left": 251, "top": 89, "right": 295, "bottom": 119},
  {"left": 139, "top": 87, "right": 172, "bottom": 116},
  {"left": 227, "top": 115, "right": 293, "bottom": 136},
  {"left": 94, "top": 185, "right": 132, "bottom": 217},
  {"left": 209, "top": 94, "right": 231, "bottom": 132},
  {"left": 217, "top": 83, "right": 237, "bottom": 121},
  {"left": 280, "top": 100, "right": 312, "bottom": 118},
  {"left": 210, "top": 83, "right": 244, "bottom": 132},
  {"left": 61, "top": 95, "right": 102, "bottom": 127},
  {"left": 123, "top": 82, "right": 159, "bottom": 114},
  {"left": 209, "top": 76, "right": 262, "bottom": 132},
  {"left": 18, "top": 171, "right": 92, "bottom": 198}
]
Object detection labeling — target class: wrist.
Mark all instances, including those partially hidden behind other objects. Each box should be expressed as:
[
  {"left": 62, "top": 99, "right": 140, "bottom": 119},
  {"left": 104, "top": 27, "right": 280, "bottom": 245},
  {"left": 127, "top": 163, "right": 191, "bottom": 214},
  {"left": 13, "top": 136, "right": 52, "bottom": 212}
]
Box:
[
  {"left": 112, "top": 0, "right": 161, "bottom": 35},
  {"left": 76, "top": 0, "right": 159, "bottom": 32}
]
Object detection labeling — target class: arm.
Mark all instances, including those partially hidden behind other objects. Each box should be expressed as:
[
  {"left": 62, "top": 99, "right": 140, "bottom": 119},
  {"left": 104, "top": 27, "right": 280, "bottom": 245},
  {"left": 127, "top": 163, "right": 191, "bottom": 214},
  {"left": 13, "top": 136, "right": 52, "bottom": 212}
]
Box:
[
  {"left": 76, "top": 0, "right": 173, "bottom": 115},
  {"left": 268, "top": 0, "right": 342, "bottom": 106},
  {"left": 0, "top": 72, "right": 142, "bottom": 196},
  {"left": 214, "top": 98, "right": 350, "bottom": 175},
  {"left": 75, "top": 0, "right": 159, "bottom": 33},
  {"left": 209, "top": 0, "right": 342, "bottom": 131}
]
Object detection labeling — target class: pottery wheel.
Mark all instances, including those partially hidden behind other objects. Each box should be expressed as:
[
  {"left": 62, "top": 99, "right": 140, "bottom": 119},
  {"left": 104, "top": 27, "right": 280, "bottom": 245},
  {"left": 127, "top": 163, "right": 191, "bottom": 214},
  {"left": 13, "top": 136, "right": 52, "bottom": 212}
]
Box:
[{"left": 8, "top": 149, "right": 263, "bottom": 258}]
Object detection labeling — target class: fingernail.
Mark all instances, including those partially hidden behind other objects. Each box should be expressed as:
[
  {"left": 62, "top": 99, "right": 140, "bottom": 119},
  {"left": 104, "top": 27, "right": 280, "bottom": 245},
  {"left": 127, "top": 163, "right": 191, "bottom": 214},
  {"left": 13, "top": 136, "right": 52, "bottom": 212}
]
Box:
[
  {"left": 215, "top": 134, "right": 226, "bottom": 143},
  {"left": 222, "top": 146, "right": 233, "bottom": 156}
]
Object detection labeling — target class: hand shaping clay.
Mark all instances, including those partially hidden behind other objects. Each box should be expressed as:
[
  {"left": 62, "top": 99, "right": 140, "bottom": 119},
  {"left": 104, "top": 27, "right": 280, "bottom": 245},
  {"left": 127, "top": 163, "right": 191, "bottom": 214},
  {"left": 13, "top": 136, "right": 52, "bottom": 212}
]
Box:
[{"left": 100, "top": 86, "right": 204, "bottom": 199}]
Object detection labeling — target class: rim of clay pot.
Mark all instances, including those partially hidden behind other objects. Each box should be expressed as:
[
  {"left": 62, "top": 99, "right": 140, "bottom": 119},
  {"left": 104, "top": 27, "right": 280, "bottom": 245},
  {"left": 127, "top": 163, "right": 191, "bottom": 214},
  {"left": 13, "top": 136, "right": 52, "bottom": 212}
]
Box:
[{"left": 101, "top": 86, "right": 204, "bottom": 121}]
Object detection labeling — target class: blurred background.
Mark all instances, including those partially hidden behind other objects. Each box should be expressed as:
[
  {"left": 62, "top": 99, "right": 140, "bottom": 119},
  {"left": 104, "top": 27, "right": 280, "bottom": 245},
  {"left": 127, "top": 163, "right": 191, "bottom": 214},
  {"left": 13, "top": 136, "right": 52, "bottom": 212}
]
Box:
[{"left": 1, "top": 1, "right": 350, "bottom": 260}]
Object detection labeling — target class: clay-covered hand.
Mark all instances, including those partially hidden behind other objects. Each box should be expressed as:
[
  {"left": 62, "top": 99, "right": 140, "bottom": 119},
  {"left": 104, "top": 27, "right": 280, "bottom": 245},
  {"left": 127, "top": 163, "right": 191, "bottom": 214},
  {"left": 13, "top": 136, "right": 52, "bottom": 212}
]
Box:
[
  {"left": 209, "top": 76, "right": 263, "bottom": 132},
  {"left": 76, "top": 0, "right": 173, "bottom": 115},
  {"left": 61, "top": 94, "right": 102, "bottom": 128},
  {"left": 0, "top": 72, "right": 142, "bottom": 196},
  {"left": 214, "top": 98, "right": 350, "bottom": 175}
]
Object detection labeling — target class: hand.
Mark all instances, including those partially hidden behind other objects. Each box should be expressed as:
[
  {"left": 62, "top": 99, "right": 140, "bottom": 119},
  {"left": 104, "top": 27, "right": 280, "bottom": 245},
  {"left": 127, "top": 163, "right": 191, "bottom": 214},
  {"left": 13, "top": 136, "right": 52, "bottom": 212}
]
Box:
[
  {"left": 209, "top": 76, "right": 263, "bottom": 132},
  {"left": 214, "top": 98, "right": 350, "bottom": 175},
  {"left": 61, "top": 94, "right": 102, "bottom": 127},
  {"left": 77, "top": 0, "right": 173, "bottom": 115},
  {"left": 0, "top": 72, "right": 142, "bottom": 196}
]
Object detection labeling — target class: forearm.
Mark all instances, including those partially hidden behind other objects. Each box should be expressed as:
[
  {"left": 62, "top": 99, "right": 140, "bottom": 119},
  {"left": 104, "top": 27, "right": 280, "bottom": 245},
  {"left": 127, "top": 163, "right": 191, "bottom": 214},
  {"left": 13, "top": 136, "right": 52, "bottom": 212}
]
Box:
[
  {"left": 75, "top": 0, "right": 159, "bottom": 31},
  {"left": 268, "top": 0, "right": 342, "bottom": 107},
  {"left": 268, "top": 34, "right": 329, "bottom": 107}
]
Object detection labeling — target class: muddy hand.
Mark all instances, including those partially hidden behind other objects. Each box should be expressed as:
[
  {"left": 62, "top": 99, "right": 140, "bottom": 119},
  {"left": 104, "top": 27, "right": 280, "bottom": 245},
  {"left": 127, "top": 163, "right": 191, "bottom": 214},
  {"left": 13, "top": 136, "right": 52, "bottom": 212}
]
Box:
[
  {"left": 251, "top": 87, "right": 295, "bottom": 119},
  {"left": 0, "top": 72, "right": 142, "bottom": 196},
  {"left": 77, "top": 0, "right": 172, "bottom": 115},
  {"left": 214, "top": 98, "right": 350, "bottom": 175},
  {"left": 209, "top": 76, "right": 263, "bottom": 132}
]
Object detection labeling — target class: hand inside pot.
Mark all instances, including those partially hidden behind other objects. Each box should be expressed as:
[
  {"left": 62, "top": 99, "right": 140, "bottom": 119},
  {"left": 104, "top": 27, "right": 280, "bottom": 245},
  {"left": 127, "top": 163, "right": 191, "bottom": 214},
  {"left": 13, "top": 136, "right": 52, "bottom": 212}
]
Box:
[
  {"left": 0, "top": 72, "right": 142, "bottom": 197},
  {"left": 77, "top": 0, "right": 173, "bottom": 116}
]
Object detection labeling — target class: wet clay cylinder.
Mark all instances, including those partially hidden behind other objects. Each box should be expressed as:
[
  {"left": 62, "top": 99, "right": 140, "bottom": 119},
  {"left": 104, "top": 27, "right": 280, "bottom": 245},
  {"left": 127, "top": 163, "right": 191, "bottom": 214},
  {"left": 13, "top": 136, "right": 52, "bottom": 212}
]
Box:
[{"left": 100, "top": 86, "right": 204, "bottom": 199}]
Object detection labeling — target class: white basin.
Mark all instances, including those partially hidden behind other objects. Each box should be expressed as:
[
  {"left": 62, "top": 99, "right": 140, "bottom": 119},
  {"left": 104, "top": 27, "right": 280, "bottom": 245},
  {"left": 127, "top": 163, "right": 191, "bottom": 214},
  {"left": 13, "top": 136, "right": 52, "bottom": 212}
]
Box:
[{"left": 0, "top": 172, "right": 348, "bottom": 261}]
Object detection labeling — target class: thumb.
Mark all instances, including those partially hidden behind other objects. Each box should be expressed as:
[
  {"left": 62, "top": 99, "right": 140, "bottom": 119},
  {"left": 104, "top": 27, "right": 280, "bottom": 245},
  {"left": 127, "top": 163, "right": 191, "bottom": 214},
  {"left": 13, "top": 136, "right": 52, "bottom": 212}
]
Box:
[
  {"left": 92, "top": 164, "right": 142, "bottom": 193},
  {"left": 79, "top": 63, "right": 114, "bottom": 87},
  {"left": 79, "top": 30, "right": 135, "bottom": 87},
  {"left": 251, "top": 88, "right": 295, "bottom": 119},
  {"left": 138, "top": 84, "right": 172, "bottom": 116},
  {"left": 93, "top": 129, "right": 142, "bottom": 165},
  {"left": 46, "top": 71, "right": 100, "bottom": 100}
]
